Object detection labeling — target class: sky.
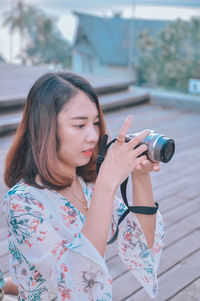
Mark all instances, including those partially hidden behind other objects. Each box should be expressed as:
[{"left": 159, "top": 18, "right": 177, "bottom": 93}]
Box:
[{"left": 0, "top": 0, "right": 200, "bottom": 63}]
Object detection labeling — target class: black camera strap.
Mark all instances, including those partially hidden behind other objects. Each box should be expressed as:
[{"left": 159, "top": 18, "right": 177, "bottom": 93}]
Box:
[{"left": 96, "top": 134, "right": 159, "bottom": 245}]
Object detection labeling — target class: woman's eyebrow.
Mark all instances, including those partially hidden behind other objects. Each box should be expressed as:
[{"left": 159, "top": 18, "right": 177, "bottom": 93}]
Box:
[
  {"left": 70, "top": 115, "right": 99, "bottom": 120},
  {"left": 70, "top": 116, "right": 87, "bottom": 120}
]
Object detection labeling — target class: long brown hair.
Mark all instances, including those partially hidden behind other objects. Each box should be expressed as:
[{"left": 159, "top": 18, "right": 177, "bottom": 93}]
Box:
[{"left": 4, "top": 72, "right": 106, "bottom": 190}]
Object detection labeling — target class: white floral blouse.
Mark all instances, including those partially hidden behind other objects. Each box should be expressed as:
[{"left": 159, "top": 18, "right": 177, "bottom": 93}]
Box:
[{"left": 3, "top": 177, "right": 165, "bottom": 300}]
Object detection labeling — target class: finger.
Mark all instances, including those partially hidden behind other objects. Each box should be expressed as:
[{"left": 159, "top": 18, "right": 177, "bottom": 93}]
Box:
[
  {"left": 128, "top": 129, "right": 150, "bottom": 149},
  {"left": 142, "top": 159, "right": 155, "bottom": 168},
  {"left": 133, "top": 144, "right": 148, "bottom": 158},
  {"left": 153, "top": 163, "right": 161, "bottom": 171},
  {"left": 136, "top": 163, "right": 142, "bottom": 170},
  {"left": 135, "top": 155, "right": 147, "bottom": 166},
  {"left": 117, "top": 115, "right": 133, "bottom": 142},
  {"left": 141, "top": 159, "right": 149, "bottom": 166}
]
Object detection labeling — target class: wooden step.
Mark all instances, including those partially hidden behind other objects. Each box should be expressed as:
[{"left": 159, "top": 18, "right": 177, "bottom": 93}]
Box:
[
  {"left": 99, "top": 88, "right": 150, "bottom": 111},
  {"left": 0, "top": 111, "right": 22, "bottom": 136},
  {"left": 0, "top": 89, "right": 150, "bottom": 136},
  {"left": 0, "top": 62, "right": 134, "bottom": 111}
]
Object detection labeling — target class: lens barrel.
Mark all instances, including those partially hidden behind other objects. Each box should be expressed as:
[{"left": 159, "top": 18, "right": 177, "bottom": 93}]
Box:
[{"left": 126, "top": 131, "right": 175, "bottom": 163}]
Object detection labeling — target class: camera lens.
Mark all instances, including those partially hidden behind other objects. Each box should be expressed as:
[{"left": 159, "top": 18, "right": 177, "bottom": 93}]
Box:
[
  {"left": 159, "top": 138, "right": 175, "bottom": 163},
  {"left": 126, "top": 132, "right": 175, "bottom": 163}
]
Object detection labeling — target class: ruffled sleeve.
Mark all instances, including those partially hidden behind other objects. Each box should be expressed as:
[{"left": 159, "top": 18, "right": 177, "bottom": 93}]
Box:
[
  {"left": 109, "top": 196, "right": 165, "bottom": 298},
  {"left": 4, "top": 185, "right": 112, "bottom": 301}
]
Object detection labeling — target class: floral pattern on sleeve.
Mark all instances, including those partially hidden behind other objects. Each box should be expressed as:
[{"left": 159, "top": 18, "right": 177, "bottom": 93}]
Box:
[{"left": 110, "top": 195, "right": 165, "bottom": 298}]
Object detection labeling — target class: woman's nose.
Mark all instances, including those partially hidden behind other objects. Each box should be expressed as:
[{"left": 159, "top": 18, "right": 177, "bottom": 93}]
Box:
[{"left": 86, "top": 125, "right": 99, "bottom": 143}]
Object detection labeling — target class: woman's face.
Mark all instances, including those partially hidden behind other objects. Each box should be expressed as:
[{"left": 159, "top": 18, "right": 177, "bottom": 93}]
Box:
[{"left": 57, "top": 91, "right": 100, "bottom": 172}]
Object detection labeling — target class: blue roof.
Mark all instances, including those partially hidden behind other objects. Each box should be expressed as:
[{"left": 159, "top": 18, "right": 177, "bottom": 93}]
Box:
[{"left": 73, "top": 12, "right": 171, "bottom": 66}]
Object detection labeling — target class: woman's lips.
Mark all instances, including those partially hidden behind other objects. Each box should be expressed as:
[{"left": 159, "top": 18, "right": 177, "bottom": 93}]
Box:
[{"left": 82, "top": 149, "right": 93, "bottom": 157}]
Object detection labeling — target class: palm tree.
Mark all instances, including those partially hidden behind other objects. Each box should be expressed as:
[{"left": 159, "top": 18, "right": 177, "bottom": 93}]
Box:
[
  {"left": 3, "top": 1, "right": 71, "bottom": 67},
  {"left": 25, "top": 16, "right": 71, "bottom": 67},
  {"left": 3, "top": 0, "right": 46, "bottom": 61},
  {"left": 3, "top": 0, "right": 25, "bottom": 53}
]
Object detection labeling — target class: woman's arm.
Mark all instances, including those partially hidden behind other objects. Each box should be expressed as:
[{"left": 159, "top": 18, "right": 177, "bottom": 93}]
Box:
[
  {"left": 131, "top": 159, "right": 161, "bottom": 249},
  {"left": 131, "top": 173, "right": 156, "bottom": 249},
  {"left": 82, "top": 116, "right": 150, "bottom": 257},
  {"left": 81, "top": 174, "right": 116, "bottom": 257}
]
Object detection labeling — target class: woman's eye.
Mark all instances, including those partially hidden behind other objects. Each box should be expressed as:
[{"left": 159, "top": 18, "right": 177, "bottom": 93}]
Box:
[
  {"left": 94, "top": 122, "right": 100, "bottom": 126},
  {"left": 76, "top": 124, "right": 85, "bottom": 128}
]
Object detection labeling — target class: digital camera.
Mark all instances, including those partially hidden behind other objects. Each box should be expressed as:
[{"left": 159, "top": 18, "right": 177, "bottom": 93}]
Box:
[{"left": 125, "top": 131, "right": 175, "bottom": 163}]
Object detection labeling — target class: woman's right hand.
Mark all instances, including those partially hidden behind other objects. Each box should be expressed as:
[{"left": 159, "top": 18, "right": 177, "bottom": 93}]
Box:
[{"left": 98, "top": 115, "right": 150, "bottom": 191}]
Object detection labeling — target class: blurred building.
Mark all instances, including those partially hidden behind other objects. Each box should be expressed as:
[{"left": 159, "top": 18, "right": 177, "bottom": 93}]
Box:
[{"left": 72, "top": 12, "right": 171, "bottom": 77}]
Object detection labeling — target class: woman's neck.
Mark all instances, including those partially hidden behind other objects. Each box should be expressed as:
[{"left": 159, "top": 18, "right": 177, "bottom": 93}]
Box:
[{"left": 58, "top": 161, "right": 77, "bottom": 183}]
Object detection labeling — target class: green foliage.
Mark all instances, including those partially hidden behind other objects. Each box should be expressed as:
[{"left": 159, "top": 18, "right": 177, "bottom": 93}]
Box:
[
  {"left": 3, "top": 0, "right": 71, "bottom": 67},
  {"left": 135, "top": 18, "right": 200, "bottom": 92}
]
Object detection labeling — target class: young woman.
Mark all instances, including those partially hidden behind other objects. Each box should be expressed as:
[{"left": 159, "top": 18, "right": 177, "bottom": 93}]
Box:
[{"left": 3, "top": 72, "right": 164, "bottom": 300}]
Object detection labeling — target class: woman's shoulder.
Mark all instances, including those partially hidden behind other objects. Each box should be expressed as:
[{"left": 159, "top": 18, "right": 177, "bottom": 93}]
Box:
[
  {"left": 5, "top": 182, "right": 36, "bottom": 199},
  {"left": 4, "top": 182, "right": 48, "bottom": 209},
  {"left": 3, "top": 182, "right": 51, "bottom": 219}
]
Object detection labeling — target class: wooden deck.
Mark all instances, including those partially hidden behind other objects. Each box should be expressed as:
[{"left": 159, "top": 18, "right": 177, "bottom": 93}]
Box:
[{"left": 0, "top": 101, "right": 200, "bottom": 300}]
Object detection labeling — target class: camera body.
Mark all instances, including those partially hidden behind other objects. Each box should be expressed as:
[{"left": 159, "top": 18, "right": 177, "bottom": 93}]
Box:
[{"left": 125, "top": 130, "right": 175, "bottom": 163}]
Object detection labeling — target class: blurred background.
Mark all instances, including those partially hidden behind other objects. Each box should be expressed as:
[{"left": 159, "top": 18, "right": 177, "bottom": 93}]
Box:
[
  {"left": 0, "top": 1, "right": 200, "bottom": 300},
  {"left": 1, "top": 0, "right": 200, "bottom": 93}
]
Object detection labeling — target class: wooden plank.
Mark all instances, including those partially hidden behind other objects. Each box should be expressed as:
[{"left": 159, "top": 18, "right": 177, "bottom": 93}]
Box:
[
  {"left": 157, "top": 194, "right": 188, "bottom": 214},
  {"left": 161, "top": 210, "right": 200, "bottom": 248},
  {"left": 170, "top": 277, "right": 200, "bottom": 301},
  {"left": 0, "top": 239, "right": 9, "bottom": 257},
  {"left": 100, "top": 89, "right": 150, "bottom": 111},
  {"left": 126, "top": 250, "right": 200, "bottom": 301},
  {"left": 154, "top": 170, "right": 200, "bottom": 202},
  {"left": 158, "top": 230, "right": 200, "bottom": 276},
  {"left": 115, "top": 151, "right": 200, "bottom": 207},
  {"left": 176, "top": 182, "right": 200, "bottom": 200},
  {"left": 105, "top": 105, "right": 180, "bottom": 133},
  {"left": 157, "top": 115, "right": 200, "bottom": 136},
  {"left": 163, "top": 196, "right": 200, "bottom": 228},
  {"left": 0, "top": 227, "right": 8, "bottom": 241},
  {"left": 152, "top": 163, "right": 200, "bottom": 193},
  {"left": 127, "top": 109, "right": 199, "bottom": 135},
  {"left": 152, "top": 163, "right": 200, "bottom": 190},
  {"left": 0, "top": 253, "right": 9, "bottom": 275}
]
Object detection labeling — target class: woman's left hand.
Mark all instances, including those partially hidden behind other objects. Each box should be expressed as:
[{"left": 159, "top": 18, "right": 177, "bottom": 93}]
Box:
[{"left": 132, "top": 158, "right": 161, "bottom": 176}]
